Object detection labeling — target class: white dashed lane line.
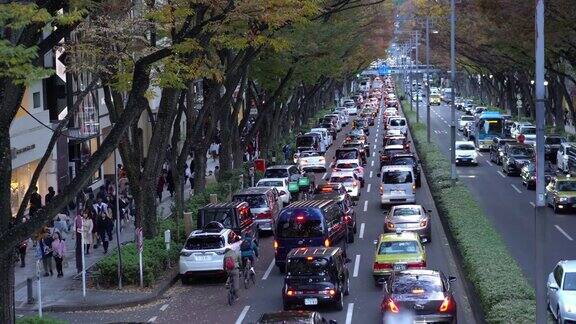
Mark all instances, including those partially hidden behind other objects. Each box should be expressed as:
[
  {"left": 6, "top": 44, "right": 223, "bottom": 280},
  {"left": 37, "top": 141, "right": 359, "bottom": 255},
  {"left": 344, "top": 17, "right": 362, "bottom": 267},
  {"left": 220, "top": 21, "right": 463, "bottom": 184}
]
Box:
[
  {"left": 345, "top": 303, "right": 355, "bottom": 324},
  {"left": 555, "top": 225, "right": 574, "bottom": 241},
  {"left": 262, "top": 259, "right": 275, "bottom": 280},
  {"left": 511, "top": 184, "right": 522, "bottom": 194},
  {"left": 369, "top": 171, "right": 373, "bottom": 178},
  {"left": 353, "top": 255, "right": 361, "bottom": 277},
  {"left": 371, "top": 161, "right": 374, "bottom": 167},
  {"left": 497, "top": 171, "right": 506, "bottom": 178},
  {"left": 530, "top": 201, "right": 536, "bottom": 208},
  {"left": 160, "top": 304, "right": 169, "bottom": 312},
  {"left": 148, "top": 317, "right": 157, "bottom": 323},
  {"left": 363, "top": 201, "right": 368, "bottom": 212},
  {"left": 359, "top": 223, "right": 365, "bottom": 239},
  {"left": 486, "top": 160, "right": 493, "bottom": 167},
  {"left": 235, "top": 306, "right": 251, "bottom": 324},
  {"left": 367, "top": 184, "right": 371, "bottom": 193}
]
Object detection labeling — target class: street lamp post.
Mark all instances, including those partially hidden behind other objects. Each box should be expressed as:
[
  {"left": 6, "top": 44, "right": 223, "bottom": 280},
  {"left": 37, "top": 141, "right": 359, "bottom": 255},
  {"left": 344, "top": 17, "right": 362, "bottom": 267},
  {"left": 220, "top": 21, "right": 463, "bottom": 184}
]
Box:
[
  {"left": 426, "top": 17, "right": 431, "bottom": 143},
  {"left": 534, "top": 0, "right": 547, "bottom": 323},
  {"left": 113, "top": 149, "right": 123, "bottom": 289},
  {"left": 415, "top": 31, "right": 420, "bottom": 123},
  {"left": 449, "top": 0, "right": 457, "bottom": 184}
]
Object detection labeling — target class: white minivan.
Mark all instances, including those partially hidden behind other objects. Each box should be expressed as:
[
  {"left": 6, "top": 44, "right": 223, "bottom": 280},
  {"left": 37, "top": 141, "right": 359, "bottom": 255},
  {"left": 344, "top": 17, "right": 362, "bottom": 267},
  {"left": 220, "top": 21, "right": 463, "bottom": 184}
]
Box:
[
  {"left": 387, "top": 117, "right": 408, "bottom": 135},
  {"left": 310, "top": 128, "right": 332, "bottom": 148},
  {"left": 378, "top": 165, "right": 416, "bottom": 209}
]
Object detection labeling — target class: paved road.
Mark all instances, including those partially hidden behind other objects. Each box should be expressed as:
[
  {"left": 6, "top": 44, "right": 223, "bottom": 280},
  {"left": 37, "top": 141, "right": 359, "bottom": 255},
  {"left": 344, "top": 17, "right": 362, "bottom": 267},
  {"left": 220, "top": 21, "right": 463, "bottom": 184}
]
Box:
[
  {"left": 40, "top": 103, "right": 476, "bottom": 323},
  {"left": 413, "top": 98, "right": 576, "bottom": 284}
]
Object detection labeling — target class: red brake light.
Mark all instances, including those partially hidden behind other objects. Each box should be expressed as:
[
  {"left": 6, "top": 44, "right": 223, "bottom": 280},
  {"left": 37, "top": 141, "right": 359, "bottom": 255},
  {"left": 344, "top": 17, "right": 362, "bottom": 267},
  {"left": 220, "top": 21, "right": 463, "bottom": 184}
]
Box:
[
  {"left": 387, "top": 299, "right": 400, "bottom": 313},
  {"left": 324, "top": 239, "right": 330, "bottom": 247},
  {"left": 439, "top": 297, "right": 452, "bottom": 312},
  {"left": 273, "top": 240, "right": 278, "bottom": 250},
  {"left": 256, "top": 211, "right": 272, "bottom": 219},
  {"left": 296, "top": 215, "right": 305, "bottom": 221},
  {"left": 373, "top": 262, "right": 393, "bottom": 270},
  {"left": 407, "top": 260, "right": 426, "bottom": 268}
]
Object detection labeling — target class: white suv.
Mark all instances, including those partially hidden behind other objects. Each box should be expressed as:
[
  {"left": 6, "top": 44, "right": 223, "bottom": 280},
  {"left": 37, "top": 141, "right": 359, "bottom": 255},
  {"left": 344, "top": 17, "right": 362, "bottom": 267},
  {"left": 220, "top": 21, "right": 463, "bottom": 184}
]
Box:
[
  {"left": 329, "top": 170, "right": 361, "bottom": 200},
  {"left": 333, "top": 159, "right": 365, "bottom": 187},
  {"left": 179, "top": 228, "right": 241, "bottom": 283}
]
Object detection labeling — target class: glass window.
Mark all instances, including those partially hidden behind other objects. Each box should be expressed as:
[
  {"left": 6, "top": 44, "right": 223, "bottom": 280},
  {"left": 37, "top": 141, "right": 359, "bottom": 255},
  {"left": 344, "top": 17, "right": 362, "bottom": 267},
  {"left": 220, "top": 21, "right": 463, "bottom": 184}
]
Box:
[
  {"left": 382, "top": 171, "right": 413, "bottom": 184},
  {"left": 456, "top": 143, "right": 476, "bottom": 150},
  {"left": 563, "top": 272, "right": 576, "bottom": 290},
  {"left": 287, "top": 257, "right": 329, "bottom": 276},
  {"left": 378, "top": 241, "right": 420, "bottom": 254},
  {"left": 200, "top": 209, "right": 236, "bottom": 228},
  {"left": 556, "top": 181, "right": 576, "bottom": 192},
  {"left": 393, "top": 207, "right": 421, "bottom": 216},
  {"left": 184, "top": 236, "right": 224, "bottom": 250},
  {"left": 336, "top": 162, "right": 359, "bottom": 169},
  {"left": 391, "top": 275, "right": 443, "bottom": 294},
  {"left": 330, "top": 176, "right": 354, "bottom": 183},
  {"left": 257, "top": 180, "right": 283, "bottom": 187},
  {"left": 233, "top": 195, "right": 268, "bottom": 208},
  {"left": 33, "top": 92, "right": 41, "bottom": 108},
  {"left": 389, "top": 119, "right": 406, "bottom": 126},
  {"left": 264, "top": 169, "right": 289, "bottom": 178},
  {"left": 276, "top": 209, "right": 324, "bottom": 238},
  {"left": 79, "top": 137, "right": 102, "bottom": 184}
]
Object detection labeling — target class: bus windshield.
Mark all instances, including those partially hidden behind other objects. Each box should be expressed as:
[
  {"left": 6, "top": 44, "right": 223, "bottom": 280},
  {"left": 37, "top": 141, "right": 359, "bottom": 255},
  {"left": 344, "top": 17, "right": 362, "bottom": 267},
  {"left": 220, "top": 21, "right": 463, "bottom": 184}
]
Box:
[{"left": 477, "top": 118, "right": 503, "bottom": 137}]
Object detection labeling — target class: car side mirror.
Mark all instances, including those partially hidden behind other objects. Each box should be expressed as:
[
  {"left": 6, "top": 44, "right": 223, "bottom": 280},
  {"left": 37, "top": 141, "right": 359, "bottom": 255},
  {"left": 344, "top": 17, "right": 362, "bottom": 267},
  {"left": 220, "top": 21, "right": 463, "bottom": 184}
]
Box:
[
  {"left": 427, "top": 209, "right": 433, "bottom": 213},
  {"left": 448, "top": 276, "right": 457, "bottom": 283},
  {"left": 548, "top": 281, "right": 559, "bottom": 290}
]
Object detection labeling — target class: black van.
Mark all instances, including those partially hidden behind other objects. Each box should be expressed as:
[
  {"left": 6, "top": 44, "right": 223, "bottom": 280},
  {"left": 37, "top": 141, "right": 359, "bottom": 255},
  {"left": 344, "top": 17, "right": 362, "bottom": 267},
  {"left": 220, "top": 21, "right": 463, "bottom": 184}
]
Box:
[
  {"left": 274, "top": 200, "right": 348, "bottom": 271},
  {"left": 197, "top": 202, "right": 258, "bottom": 243},
  {"left": 283, "top": 247, "right": 350, "bottom": 311}
]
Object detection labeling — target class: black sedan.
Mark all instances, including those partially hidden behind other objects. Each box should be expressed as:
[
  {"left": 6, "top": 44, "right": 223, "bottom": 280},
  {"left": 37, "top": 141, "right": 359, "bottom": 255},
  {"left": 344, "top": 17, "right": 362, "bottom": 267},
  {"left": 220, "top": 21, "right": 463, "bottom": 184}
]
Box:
[
  {"left": 381, "top": 269, "right": 457, "bottom": 324},
  {"left": 521, "top": 161, "right": 555, "bottom": 190},
  {"left": 501, "top": 143, "right": 534, "bottom": 176}
]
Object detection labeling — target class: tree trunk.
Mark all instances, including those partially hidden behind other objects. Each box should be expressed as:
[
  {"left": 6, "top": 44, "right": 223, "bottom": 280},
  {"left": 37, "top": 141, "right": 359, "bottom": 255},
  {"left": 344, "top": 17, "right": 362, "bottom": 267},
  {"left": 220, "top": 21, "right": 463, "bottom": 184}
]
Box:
[
  {"left": 173, "top": 172, "right": 184, "bottom": 240},
  {"left": 0, "top": 254, "right": 15, "bottom": 324},
  {"left": 194, "top": 145, "right": 208, "bottom": 190}
]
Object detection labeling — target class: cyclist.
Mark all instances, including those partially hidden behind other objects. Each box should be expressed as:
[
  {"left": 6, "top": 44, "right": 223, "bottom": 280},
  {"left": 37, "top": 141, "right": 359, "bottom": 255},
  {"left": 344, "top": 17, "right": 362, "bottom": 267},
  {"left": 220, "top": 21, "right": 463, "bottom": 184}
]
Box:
[
  {"left": 240, "top": 234, "right": 258, "bottom": 275},
  {"left": 223, "top": 247, "right": 241, "bottom": 300}
]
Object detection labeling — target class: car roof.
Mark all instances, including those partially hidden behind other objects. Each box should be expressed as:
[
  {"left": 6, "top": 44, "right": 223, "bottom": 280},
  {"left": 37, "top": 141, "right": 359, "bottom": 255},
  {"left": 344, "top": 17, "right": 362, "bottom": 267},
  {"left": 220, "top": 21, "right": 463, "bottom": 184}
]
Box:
[
  {"left": 330, "top": 170, "right": 356, "bottom": 177},
  {"left": 390, "top": 204, "right": 424, "bottom": 212},
  {"left": 335, "top": 159, "right": 360, "bottom": 163},
  {"left": 234, "top": 187, "right": 274, "bottom": 195},
  {"left": 286, "top": 199, "right": 333, "bottom": 209},
  {"left": 258, "top": 178, "right": 286, "bottom": 183},
  {"left": 455, "top": 141, "right": 475, "bottom": 145},
  {"left": 201, "top": 201, "right": 247, "bottom": 210},
  {"left": 504, "top": 143, "right": 533, "bottom": 148},
  {"left": 379, "top": 231, "right": 420, "bottom": 242},
  {"left": 266, "top": 165, "right": 294, "bottom": 170},
  {"left": 287, "top": 247, "right": 341, "bottom": 258},
  {"left": 559, "top": 260, "right": 576, "bottom": 272},
  {"left": 380, "top": 165, "right": 413, "bottom": 172},
  {"left": 188, "top": 228, "right": 230, "bottom": 238},
  {"left": 390, "top": 153, "right": 416, "bottom": 159}
]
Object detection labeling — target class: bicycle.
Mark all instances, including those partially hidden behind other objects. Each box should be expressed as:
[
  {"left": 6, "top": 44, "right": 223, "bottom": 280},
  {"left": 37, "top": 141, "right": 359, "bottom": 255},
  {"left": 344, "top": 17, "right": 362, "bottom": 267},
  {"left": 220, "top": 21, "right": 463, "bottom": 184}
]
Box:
[
  {"left": 241, "top": 258, "right": 256, "bottom": 289},
  {"left": 226, "top": 272, "right": 238, "bottom": 306}
]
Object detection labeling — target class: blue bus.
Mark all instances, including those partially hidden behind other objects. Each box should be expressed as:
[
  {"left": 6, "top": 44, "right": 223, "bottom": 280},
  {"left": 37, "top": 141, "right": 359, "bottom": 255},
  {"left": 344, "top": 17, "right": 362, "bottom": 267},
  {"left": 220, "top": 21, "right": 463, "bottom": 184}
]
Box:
[{"left": 474, "top": 111, "right": 505, "bottom": 150}]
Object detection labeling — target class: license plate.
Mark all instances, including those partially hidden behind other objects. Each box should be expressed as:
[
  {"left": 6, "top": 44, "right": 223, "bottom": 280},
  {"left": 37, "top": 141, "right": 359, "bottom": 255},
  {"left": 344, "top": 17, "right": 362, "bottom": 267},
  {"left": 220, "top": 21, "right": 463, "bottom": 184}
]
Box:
[
  {"left": 304, "top": 298, "right": 318, "bottom": 305},
  {"left": 195, "top": 255, "right": 211, "bottom": 261},
  {"left": 391, "top": 190, "right": 405, "bottom": 195},
  {"left": 394, "top": 264, "right": 407, "bottom": 271}
]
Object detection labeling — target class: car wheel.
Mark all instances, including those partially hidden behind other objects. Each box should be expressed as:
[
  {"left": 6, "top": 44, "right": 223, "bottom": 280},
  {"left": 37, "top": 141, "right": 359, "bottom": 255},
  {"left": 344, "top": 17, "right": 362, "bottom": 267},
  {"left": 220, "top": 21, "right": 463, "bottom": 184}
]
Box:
[
  {"left": 335, "top": 291, "right": 344, "bottom": 311},
  {"left": 353, "top": 223, "right": 357, "bottom": 234},
  {"left": 278, "top": 265, "right": 286, "bottom": 274},
  {"left": 283, "top": 302, "right": 291, "bottom": 311}
]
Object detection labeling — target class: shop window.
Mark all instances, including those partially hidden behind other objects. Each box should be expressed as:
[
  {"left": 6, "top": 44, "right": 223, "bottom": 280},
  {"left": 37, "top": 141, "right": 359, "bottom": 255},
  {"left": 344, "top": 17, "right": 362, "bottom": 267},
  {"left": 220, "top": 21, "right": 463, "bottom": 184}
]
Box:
[
  {"left": 33, "top": 92, "right": 41, "bottom": 108},
  {"left": 80, "top": 137, "right": 102, "bottom": 184}
]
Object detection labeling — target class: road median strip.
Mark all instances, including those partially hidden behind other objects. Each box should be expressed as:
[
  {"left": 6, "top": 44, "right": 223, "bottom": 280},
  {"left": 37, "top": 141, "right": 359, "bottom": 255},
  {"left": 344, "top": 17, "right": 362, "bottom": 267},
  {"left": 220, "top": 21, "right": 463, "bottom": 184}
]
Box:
[{"left": 402, "top": 102, "right": 535, "bottom": 323}]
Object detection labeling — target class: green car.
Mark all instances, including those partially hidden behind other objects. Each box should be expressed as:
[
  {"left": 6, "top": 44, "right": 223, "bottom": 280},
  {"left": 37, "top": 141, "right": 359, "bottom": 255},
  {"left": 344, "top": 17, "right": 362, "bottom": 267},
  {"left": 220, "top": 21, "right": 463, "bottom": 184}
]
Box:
[
  {"left": 372, "top": 231, "right": 426, "bottom": 285},
  {"left": 546, "top": 176, "right": 576, "bottom": 213}
]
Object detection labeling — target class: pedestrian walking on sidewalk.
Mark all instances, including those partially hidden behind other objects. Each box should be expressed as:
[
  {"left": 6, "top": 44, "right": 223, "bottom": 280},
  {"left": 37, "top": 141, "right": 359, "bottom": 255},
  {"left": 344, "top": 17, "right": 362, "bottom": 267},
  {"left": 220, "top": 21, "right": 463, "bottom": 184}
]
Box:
[
  {"left": 51, "top": 232, "right": 66, "bottom": 277},
  {"left": 82, "top": 212, "right": 93, "bottom": 254},
  {"left": 166, "top": 168, "right": 175, "bottom": 197},
  {"left": 18, "top": 239, "right": 27, "bottom": 268},
  {"left": 96, "top": 205, "right": 113, "bottom": 254},
  {"left": 54, "top": 214, "right": 69, "bottom": 240},
  {"left": 36, "top": 229, "right": 54, "bottom": 276},
  {"left": 29, "top": 186, "right": 42, "bottom": 217},
  {"left": 45, "top": 186, "right": 56, "bottom": 205},
  {"left": 156, "top": 171, "right": 166, "bottom": 202},
  {"left": 75, "top": 212, "right": 83, "bottom": 272}
]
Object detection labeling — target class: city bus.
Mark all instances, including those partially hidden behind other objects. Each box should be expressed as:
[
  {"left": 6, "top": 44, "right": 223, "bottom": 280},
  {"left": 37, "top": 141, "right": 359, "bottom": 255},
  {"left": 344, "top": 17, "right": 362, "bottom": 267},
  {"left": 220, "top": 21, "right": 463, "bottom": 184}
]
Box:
[{"left": 473, "top": 111, "right": 504, "bottom": 150}]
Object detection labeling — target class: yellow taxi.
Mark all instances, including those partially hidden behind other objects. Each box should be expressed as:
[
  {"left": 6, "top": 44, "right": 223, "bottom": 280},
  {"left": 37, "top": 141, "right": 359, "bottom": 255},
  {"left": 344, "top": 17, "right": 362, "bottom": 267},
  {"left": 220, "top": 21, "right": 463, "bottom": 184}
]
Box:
[{"left": 373, "top": 230, "right": 426, "bottom": 285}]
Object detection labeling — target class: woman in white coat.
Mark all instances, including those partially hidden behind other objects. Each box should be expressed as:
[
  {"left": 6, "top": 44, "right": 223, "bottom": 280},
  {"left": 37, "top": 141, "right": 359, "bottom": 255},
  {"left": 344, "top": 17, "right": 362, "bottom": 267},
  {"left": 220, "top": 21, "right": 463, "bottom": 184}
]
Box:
[{"left": 82, "top": 211, "right": 94, "bottom": 254}]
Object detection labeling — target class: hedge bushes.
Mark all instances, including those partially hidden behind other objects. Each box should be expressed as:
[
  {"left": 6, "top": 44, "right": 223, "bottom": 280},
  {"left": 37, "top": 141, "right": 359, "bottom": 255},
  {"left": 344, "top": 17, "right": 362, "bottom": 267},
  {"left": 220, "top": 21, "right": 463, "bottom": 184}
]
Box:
[
  {"left": 402, "top": 107, "right": 536, "bottom": 322},
  {"left": 17, "top": 316, "right": 66, "bottom": 324}
]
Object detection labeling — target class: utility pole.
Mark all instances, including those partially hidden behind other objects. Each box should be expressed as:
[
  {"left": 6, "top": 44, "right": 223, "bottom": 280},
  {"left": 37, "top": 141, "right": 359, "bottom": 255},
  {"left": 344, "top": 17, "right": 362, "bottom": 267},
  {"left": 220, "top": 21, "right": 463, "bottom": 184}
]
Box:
[
  {"left": 534, "top": 0, "right": 546, "bottom": 323},
  {"left": 409, "top": 40, "right": 413, "bottom": 111},
  {"left": 426, "top": 17, "right": 431, "bottom": 143},
  {"left": 449, "top": 0, "right": 457, "bottom": 184}
]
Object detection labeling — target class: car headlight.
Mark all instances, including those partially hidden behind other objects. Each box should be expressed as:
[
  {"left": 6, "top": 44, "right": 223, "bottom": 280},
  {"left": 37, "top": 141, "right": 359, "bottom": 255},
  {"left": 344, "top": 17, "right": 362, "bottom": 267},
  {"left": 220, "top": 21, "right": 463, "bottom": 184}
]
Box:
[
  {"left": 565, "top": 303, "right": 576, "bottom": 313},
  {"left": 559, "top": 197, "right": 569, "bottom": 202}
]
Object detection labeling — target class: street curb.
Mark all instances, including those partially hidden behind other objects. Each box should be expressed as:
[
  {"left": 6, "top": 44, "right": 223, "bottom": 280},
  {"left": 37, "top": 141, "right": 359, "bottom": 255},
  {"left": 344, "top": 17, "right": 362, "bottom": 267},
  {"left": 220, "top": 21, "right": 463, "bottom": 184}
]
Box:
[
  {"left": 16, "top": 268, "right": 179, "bottom": 312},
  {"left": 399, "top": 98, "right": 486, "bottom": 324}
]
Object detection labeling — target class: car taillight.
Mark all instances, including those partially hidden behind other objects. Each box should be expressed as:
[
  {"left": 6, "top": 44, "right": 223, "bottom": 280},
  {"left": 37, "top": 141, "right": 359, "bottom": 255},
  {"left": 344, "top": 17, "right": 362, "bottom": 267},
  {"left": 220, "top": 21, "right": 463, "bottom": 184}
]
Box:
[
  {"left": 344, "top": 215, "right": 353, "bottom": 224},
  {"left": 386, "top": 222, "right": 395, "bottom": 230},
  {"left": 286, "top": 289, "right": 295, "bottom": 296},
  {"left": 324, "top": 239, "right": 330, "bottom": 247},
  {"left": 256, "top": 211, "right": 272, "bottom": 219},
  {"left": 407, "top": 260, "right": 426, "bottom": 268},
  {"left": 439, "top": 297, "right": 453, "bottom": 312},
  {"left": 386, "top": 299, "right": 400, "bottom": 313},
  {"left": 419, "top": 219, "right": 428, "bottom": 227},
  {"left": 373, "top": 262, "right": 393, "bottom": 270},
  {"left": 352, "top": 181, "right": 358, "bottom": 188},
  {"left": 273, "top": 240, "right": 278, "bottom": 250},
  {"left": 380, "top": 185, "right": 384, "bottom": 194},
  {"left": 412, "top": 184, "right": 416, "bottom": 191}
]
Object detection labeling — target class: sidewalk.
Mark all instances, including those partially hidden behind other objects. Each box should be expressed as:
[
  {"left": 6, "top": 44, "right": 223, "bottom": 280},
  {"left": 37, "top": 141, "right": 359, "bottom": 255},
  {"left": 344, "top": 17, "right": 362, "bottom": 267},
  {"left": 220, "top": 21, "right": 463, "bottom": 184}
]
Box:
[{"left": 14, "top": 158, "right": 219, "bottom": 311}]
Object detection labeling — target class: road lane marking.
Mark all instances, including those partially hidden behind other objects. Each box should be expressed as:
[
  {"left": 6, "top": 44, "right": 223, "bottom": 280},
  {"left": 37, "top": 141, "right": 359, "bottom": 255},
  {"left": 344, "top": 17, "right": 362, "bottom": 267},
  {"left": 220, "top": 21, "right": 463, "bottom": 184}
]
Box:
[
  {"left": 459, "top": 175, "right": 476, "bottom": 178},
  {"left": 148, "top": 317, "right": 157, "bottom": 323},
  {"left": 160, "top": 304, "right": 169, "bottom": 312},
  {"left": 555, "top": 225, "right": 574, "bottom": 241},
  {"left": 235, "top": 306, "right": 251, "bottom": 324},
  {"left": 262, "top": 259, "right": 275, "bottom": 280},
  {"left": 369, "top": 171, "right": 373, "bottom": 178},
  {"left": 359, "top": 223, "right": 365, "bottom": 239},
  {"left": 345, "top": 303, "right": 355, "bottom": 324},
  {"left": 530, "top": 201, "right": 536, "bottom": 207},
  {"left": 322, "top": 172, "right": 327, "bottom": 180},
  {"left": 477, "top": 152, "right": 483, "bottom": 157},
  {"left": 374, "top": 144, "right": 377, "bottom": 150},
  {"left": 497, "top": 171, "right": 506, "bottom": 178},
  {"left": 511, "top": 184, "right": 522, "bottom": 194},
  {"left": 353, "top": 255, "right": 361, "bottom": 277},
  {"left": 372, "top": 152, "right": 375, "bottom": 157},
  {"left": 371, "top": 161, "right": 374, "bottom": 167},
  {"left": 363, "top": 201, "right": 368, "bottom": 212},
  {"left": 486, "top": 160, "right": 493, "bottom": 167},
  {"left": 367, "top": 184, "right": 371, "bottom": 193}
]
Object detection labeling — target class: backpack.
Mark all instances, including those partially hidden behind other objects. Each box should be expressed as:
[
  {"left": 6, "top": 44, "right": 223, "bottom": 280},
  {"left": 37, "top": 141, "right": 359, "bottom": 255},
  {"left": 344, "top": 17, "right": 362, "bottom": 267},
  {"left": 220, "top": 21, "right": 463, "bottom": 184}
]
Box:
[
  {"left": 224, "top": 256, "right": 235, "bottom": 271},
  {"left": 240, "top": 239, "right": 251, "bottom": 252}
]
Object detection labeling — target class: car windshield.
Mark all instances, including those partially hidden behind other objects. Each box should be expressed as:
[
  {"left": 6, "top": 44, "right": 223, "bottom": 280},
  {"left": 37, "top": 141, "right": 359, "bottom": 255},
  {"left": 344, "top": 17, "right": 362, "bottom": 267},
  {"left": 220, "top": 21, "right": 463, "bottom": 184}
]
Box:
[
  {"left": 386, "top": 139, "right": 405, "bottom": 146},
  {"left": 276, "top": 209, "right": 324, "bottom": 238},
  {"left": 391, "top": 275, "right": 443, "bottom": 294},
  {"left": 258, "top": 180, "right": 283, "bottom": 187},
  {"left": 336, "top": 163, "right": 359, "bottom": 169},
  {"left": 546, "top": 137, "right": 564, "bottom": 145},
  {"left": 296, "top": 136, "right": 315, "bottom": 148},
  {"left": 389, "top": 119, "right": 406, "bottom": 126},
  {"left": 184, "top": 236, "right": 224, "bottom": 250},
  {"left": 300, "top": 152, "right": 320, "bottom": 157},
  {"left": 391, "top": 157, "right": 415, "bottom": 166},
  {"left": 336, "top": 151, "right": 359, "bottom": 159},
  {"left": 564, "top": 273, "right": 576, "bottom": 290},
  {"left": 557, "top": 181, "right": 576, "bottom": 192},
  {"left": 378, "top": 241, "right": 420, "bottom": 254},
  {"left": 509, "top": 147, "right": 533, "bottom": 157},
  {"left": 521, "top": 127, "right": 536, "bottom": 135},
  {"left": 393, "top": 207, "right": 421, "bottom": 216},
  {"left": 233, "top": 195, "right": 267, "bottom": 208},
  {"left": 264, "top": 169, "right": 289, "bottom": 178},
  {"left": 456, "top": 144, "right": 475, "bottom": 150},
  {"left": 330, "top": 176, "right": 354, "bottom": 183},
  {"left": 287, "top": 257, "right": 329, "bottom": 276},
  {"left": 461, "top": 116, "right": 474, "bottom": 121},
  {"left": 383, "top": 171, "right": 413, "bottom": 184}
]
